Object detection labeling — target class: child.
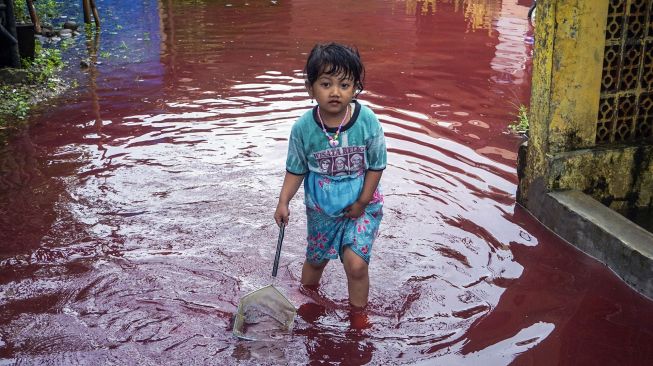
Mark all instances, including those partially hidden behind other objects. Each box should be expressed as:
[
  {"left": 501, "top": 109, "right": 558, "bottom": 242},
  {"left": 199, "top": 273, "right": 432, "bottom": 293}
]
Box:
[{"left": 274, "top": 43, "right": 387, "bottom": 314}]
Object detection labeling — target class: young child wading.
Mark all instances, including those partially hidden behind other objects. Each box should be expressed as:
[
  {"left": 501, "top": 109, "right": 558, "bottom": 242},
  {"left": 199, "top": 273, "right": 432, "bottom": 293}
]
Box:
[{"left": 274, "top": 43, "right": 387, "bottom": 322}]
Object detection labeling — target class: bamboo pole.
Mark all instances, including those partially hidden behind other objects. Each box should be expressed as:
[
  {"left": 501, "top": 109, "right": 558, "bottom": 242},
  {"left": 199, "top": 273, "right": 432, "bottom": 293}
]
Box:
[{"left": 26, "top": 0, "right": 41, "bottom": 34}]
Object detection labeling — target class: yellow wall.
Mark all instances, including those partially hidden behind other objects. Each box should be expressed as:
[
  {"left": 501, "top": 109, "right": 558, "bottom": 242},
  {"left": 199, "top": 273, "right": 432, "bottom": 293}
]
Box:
[
  {"left": 519, "top": 0, "right": 652, "bottom": 210},
  {"left": 546, "top": 0, "right": 608, "bottom": 152}
]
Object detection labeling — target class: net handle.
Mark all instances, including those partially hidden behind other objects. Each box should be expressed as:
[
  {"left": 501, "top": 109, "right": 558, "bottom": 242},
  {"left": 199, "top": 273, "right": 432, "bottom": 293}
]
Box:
[{"left": 272, "top": 222, "right": 285, "bottom": 277}]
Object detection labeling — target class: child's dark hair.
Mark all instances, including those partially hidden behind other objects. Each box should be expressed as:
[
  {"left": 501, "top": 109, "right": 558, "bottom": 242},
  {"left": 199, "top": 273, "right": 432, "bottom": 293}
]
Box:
[{"left": 304, "top": 43, "right": 365, "bottom": 95}]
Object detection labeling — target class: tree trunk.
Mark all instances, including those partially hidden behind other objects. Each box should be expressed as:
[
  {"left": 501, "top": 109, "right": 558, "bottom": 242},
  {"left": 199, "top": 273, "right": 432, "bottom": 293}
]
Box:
[
  {"left": 82, "top": 0, "right": 91, "bottom": 24},
  {"left": 26, "top": 0, "right": 41, "bottom": 34}
]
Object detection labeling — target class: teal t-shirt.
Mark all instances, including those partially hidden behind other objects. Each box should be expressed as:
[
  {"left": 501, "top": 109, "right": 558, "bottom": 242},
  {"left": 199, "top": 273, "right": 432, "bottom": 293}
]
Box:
[{"left": 286, "top": 101, "right": 387, "bottom": 216}]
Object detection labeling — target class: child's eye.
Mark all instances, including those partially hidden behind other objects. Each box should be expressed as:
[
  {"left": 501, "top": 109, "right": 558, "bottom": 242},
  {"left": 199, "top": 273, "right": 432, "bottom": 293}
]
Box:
[
  {"left": 341, "top": 83, "right": 350, "bottom": 89},
  {"left": 321, "top": 82, "right": 330, "bottom": 88}
]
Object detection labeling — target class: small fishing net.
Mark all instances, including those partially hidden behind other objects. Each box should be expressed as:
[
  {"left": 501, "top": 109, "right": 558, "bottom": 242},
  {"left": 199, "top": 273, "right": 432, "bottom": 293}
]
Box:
[
  {"left": 232, "top": 285, "right": 296, "bottom": 341},
  {"left": 233, "top": 223, "right": 296, "bottom": 341}
]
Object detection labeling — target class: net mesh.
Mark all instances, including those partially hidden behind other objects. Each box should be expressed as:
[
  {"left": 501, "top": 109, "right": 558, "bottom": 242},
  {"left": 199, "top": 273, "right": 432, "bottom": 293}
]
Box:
[{"left": 233, "top": 285, "right": 296, "bottom": 341}]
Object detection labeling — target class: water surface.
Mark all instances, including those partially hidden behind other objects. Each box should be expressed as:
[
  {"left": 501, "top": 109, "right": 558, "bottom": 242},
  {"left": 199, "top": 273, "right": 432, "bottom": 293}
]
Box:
[{"left": 1, "top": 0, "right": 652, "bottom": 365}]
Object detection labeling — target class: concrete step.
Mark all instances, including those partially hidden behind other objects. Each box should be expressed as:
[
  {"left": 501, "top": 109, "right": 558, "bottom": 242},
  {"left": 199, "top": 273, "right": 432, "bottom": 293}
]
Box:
[{"left": 535, "top": 190, "right": 653, "bottom": 300}]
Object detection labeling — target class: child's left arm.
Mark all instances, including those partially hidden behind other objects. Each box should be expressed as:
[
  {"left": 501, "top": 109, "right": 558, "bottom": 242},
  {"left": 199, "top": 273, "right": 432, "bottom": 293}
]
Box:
[{"left": 343, "top": 170, "right": 383, "bottom": 219}]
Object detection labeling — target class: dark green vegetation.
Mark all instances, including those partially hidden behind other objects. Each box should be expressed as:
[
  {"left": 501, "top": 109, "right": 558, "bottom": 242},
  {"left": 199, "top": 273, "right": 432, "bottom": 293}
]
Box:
[
  {"left": 13, "top": 0, "right": 61, "bottom": 24},
  {"left": 0, "top": 43, "right": 65, "bottom": 141},
  {"left": 0, "top": 1, "right": 66, "bottom": 143}
]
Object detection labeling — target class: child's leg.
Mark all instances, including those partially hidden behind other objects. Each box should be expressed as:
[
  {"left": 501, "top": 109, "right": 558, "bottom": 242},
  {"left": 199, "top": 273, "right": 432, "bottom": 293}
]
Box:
[
  {"left": 301, "top": 260, "right": 328, "bottom": 286},
  {"left": 342, "top": 247, "right": 369, "bottom": 307}
]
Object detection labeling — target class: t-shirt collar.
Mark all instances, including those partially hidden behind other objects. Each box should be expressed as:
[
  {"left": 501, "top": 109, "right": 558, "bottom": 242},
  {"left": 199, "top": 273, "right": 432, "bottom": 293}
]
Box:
[{"left": 312, "top": 100, "right": 361, "bottom": 133}]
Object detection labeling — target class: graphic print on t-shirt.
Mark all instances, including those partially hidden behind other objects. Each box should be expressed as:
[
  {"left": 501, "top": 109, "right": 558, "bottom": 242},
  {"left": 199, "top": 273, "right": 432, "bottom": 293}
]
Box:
[{"left": 313, "top": 146, "right": 366, "bottom": 176}]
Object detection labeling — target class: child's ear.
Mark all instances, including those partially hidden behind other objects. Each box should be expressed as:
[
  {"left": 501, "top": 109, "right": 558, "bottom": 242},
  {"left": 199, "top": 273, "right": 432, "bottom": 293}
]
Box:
[{"left": 305, "top": 81, "right": 314, "bottom": 97}]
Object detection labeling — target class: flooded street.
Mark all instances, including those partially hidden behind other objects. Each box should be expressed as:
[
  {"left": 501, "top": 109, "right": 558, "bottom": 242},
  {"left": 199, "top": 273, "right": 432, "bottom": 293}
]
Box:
[{"left": 1, "top": 0, "right": 653, "bottom": 364}]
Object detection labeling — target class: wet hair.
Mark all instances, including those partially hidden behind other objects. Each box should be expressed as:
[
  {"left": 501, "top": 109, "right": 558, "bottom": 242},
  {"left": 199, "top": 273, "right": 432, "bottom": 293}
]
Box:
[{"left": 304, "top": 43, "right": 365, "bottom": 95}]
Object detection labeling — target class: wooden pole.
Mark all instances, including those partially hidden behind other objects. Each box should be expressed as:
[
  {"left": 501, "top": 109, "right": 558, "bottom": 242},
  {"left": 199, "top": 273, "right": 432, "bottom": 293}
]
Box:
[
  {"left": 26, "top": 0, "right": 41, "bottom": 34},
  {"left": 3, "top": 0, "right": 21, "bottom": 67},
  {"left": 89, "top": 0, "right": 100, "bottom": 28},
  {"left": 82, "top": 0, "right": 91, "bottom": 24}
]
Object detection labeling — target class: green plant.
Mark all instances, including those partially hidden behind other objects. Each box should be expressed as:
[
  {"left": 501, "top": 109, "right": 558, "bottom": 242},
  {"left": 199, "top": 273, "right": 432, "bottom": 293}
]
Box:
[
  {"left": 24, "top": 46, "right": 63, "bottom": 84},
  {"left": 0, "top": 86, "right": 31, "bottom": 120},
  {"left": 60, "top": 37, "right": 74, "bottom": 50},
  {"left": 37, "top": 0, "right": 60, "bottom": 20},
  {"left": 0, "top": 43, "right": 65, "bottom": 126},
  {"left": 12, "top": 0, "right": 61, "bottom": 24},
  {"left": 508, "top": 104, "right": 529, "bottom": 134},
  {"left": 12, "top": 1, "right": 27, "bottom": 23},
  {"left": 100, "top": 51, "right": 112, "bottom": 58}
]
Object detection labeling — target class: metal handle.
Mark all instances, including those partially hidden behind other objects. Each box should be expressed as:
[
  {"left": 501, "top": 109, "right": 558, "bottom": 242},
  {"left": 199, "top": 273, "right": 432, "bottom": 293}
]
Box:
[{"left": 272, "top": 222, "right": 285, "bottom": 277}]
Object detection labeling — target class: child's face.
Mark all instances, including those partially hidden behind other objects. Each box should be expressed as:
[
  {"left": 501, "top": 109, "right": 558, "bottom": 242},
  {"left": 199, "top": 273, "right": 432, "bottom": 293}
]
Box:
[{"left": 307, "top": 71, "right": 356, "bottom": 119}]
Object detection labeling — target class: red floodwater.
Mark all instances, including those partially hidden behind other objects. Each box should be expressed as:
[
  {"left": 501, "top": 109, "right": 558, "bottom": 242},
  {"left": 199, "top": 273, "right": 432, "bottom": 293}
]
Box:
[{"left": 1, "top": 0, "right": 652, "bottom": 365}]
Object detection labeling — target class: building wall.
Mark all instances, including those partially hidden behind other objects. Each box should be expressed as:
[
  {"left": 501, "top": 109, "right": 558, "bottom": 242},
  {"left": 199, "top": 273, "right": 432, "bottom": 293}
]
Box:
[{"left": 519, "top": 0, "right": 653, "bottom": 211}]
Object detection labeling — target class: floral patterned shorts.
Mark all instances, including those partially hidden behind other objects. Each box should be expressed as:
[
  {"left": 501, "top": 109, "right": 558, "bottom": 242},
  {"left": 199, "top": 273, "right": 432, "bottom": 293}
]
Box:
[{"left": 305, "top": 197, "right": 383, "bottom": 264}]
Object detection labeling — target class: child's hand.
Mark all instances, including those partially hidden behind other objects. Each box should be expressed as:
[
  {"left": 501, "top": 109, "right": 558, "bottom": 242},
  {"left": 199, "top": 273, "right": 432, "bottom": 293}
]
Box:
[
  {"left": 274, "top": 203, "right": 290, "bottom": 227},
  {"left": 343, "top": 201, "right": 366, "bottom": 219}
]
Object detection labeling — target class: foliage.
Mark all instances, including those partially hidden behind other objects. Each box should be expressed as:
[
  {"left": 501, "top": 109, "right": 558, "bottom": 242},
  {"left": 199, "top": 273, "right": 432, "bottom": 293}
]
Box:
[
  {"left": 12, "top": 0, "right": 61, "bottom": 24},
  {"left": 0, "top": 87, "right": 31, "bottom": 121},
  {"left": 2, "top": 2, "right": 64, "bottom": 140},
  {"left": 60, "top": 37, "right": 74, "bottom": 50},
  {"left": 508, "top": 104, "right": 529, "bottom": 134},
  {"left": 23, "top": 43, "right": 63, "bottom": 85},
  {"left": 12, "top": 0, "right": 27, "bottom": 22},
  {"left": 0, "top": 43, "right": 65, "bottom": 130}
]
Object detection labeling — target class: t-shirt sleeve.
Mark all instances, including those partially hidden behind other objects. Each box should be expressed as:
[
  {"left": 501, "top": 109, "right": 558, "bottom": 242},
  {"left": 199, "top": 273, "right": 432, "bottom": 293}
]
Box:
[
  {"left": 286, "top": 122, "right": 308, "bottom": 175},
  {"left": 366, "top": 113, "right": 387, "bottom": 171}
]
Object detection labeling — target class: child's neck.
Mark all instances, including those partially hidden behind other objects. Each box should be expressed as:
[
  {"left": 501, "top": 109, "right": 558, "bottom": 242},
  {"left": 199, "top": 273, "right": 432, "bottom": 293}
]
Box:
[{"left": 320, "top": 104, "right": 351, "bottom": 128}]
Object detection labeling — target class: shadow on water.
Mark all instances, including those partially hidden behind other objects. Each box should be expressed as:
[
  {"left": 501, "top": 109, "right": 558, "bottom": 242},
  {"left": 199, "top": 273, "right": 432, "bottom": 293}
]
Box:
[{"left": 1, "top": 0, "right": 652, "bottom": 364}]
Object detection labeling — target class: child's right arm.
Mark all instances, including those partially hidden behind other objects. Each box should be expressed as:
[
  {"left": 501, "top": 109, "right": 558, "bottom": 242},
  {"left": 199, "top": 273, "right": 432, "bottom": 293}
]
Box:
[{"left": 274, "top": 172, "right": 305, "bottom": 227}]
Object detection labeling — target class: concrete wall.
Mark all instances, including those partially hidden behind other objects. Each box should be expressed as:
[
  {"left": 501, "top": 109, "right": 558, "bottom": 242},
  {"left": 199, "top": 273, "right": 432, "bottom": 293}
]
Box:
[
  {"left": 549, "top": 145, "right": 653, "bottom": 209},
  {"left": 517, "top": 0, "right": 653, "bottom": 299},
  {"left": 518, "top": 0, "right": 652, "bottom": 212}
]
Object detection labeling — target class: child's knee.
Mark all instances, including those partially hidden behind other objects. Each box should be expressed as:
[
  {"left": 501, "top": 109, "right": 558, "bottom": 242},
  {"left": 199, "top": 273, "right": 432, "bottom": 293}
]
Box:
[
  {"left": 346, "top": 263, "right": 368, "bottom": 280},
  {"left": 343, "top": 250, "right": 368, "bottom": 279}
]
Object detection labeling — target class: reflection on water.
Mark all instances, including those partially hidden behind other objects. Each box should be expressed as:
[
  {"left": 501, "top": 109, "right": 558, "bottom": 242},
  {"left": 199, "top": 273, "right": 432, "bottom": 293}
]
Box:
[
  {"left": 403, "top": 0, "right": 502, "bottom": 33},
  {"left": 1, "top": 0, "right": 653, "bottom": 365}
]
